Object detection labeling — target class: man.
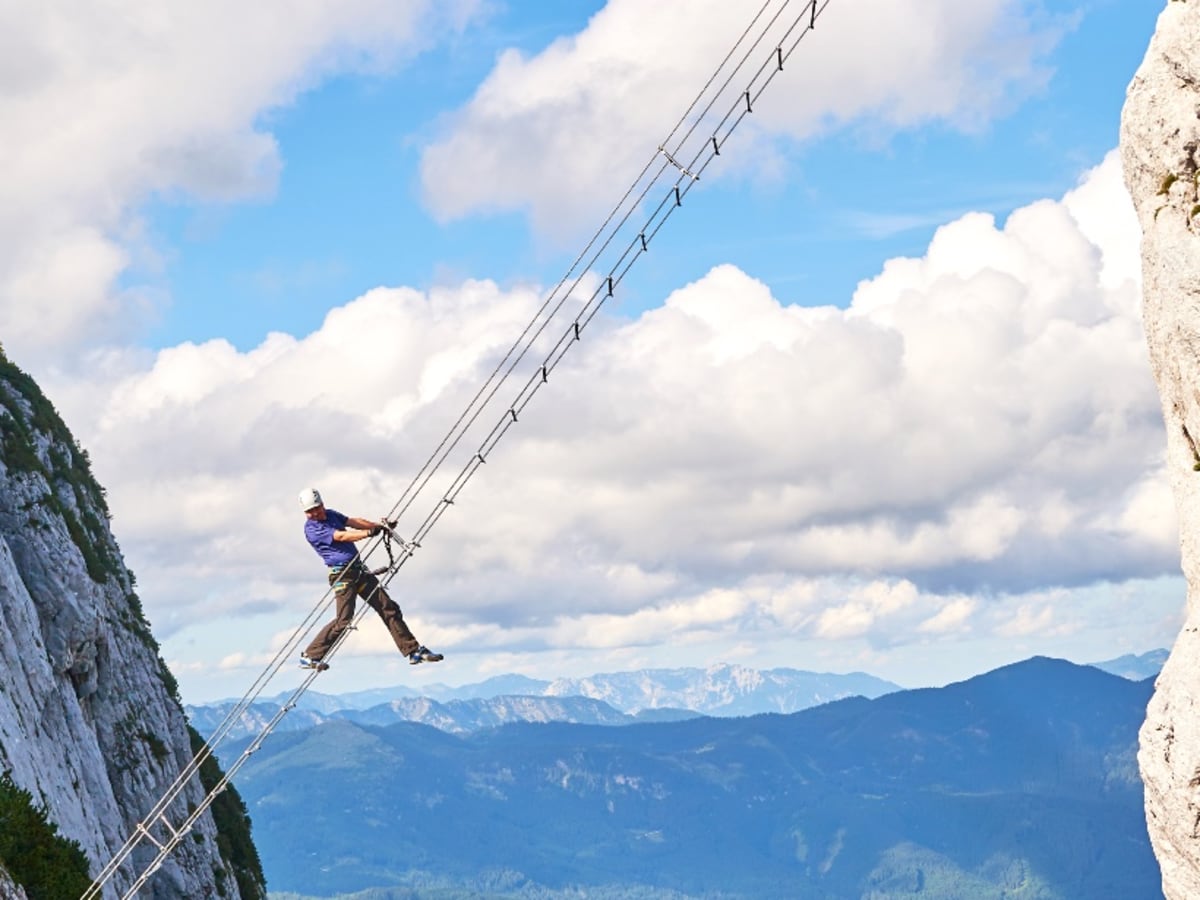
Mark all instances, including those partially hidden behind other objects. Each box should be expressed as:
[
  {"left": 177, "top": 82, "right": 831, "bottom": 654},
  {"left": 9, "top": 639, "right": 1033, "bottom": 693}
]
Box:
[{"left": 298, "top": 487, "right": 443, "bottom": 670}]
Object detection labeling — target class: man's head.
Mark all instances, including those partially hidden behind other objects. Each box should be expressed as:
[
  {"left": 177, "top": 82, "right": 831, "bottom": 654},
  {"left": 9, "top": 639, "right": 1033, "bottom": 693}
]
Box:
[{"left": 299, "top": 487, "right": 325, "bottom": 519}]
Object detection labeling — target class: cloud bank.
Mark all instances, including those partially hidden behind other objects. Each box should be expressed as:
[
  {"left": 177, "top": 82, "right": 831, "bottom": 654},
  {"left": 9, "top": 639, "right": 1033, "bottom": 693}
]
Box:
[{"left": 46, "top": 152, "right": 1172, "bottom": 694}]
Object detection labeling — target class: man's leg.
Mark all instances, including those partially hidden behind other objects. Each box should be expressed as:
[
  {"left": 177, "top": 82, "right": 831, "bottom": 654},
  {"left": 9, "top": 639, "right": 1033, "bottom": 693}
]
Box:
[
  {"left": 359, "top": 571, "right": 420, "bottom": 658},
  {"left": 304, "top": 569, "right": 358, "bottom": 660}
]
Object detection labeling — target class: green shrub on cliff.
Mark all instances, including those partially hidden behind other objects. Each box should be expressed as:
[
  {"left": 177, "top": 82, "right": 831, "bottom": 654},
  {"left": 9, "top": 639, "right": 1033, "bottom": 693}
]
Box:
[{"left": 0, "top": 770, "right": 91, "bottom": 900}]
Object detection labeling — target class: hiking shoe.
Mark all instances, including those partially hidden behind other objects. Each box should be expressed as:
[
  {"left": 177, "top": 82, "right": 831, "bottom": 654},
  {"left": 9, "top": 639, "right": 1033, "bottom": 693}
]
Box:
[
  {"left": 299, "top": 653, "right": 329, "bottom": 672},
  {"left": 408, "top": 646, "right": 444, "bottom": 665}
]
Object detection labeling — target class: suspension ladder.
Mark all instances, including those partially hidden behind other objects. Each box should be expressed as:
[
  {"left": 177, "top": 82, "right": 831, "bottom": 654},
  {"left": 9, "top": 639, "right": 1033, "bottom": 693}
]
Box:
[{"left": 82, "top": 1, "right": 834, "bottom": 895}]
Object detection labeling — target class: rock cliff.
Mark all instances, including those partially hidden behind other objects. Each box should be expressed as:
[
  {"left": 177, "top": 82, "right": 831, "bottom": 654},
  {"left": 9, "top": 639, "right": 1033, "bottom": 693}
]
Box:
[
  {"left": 1121, "top": 2, "right": 1200, "bottom": 898},
  {"left": 0, "top": 350, "right": 264, "bottom": 899}
]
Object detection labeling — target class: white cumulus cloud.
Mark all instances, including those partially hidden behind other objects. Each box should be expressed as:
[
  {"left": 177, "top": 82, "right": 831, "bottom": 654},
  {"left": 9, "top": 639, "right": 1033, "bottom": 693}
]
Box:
[
  {"left": 0, "top": 0, "right": 482, "bottom": 365},
  {"left": 42, "top": 150, "right": 1175, "bottom": 697},
  {"left": 419, "top": 0, "right": 1065, "bottom": 235}
]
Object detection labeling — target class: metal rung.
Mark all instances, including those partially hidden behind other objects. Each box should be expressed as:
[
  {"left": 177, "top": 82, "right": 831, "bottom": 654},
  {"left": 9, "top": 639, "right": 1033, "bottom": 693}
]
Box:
[
  {"left": 136, "top": 823, "right": 166, "bottom": 852},
  {"left": 658, "top": 145, "right": 698, "bottom": 180},
  {"left": 155, "top": 813, "right": 180, "bottom": 841}
]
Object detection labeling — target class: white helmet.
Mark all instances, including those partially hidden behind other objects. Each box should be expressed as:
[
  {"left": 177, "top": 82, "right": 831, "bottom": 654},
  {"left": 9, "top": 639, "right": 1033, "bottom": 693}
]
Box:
[{"left": 298, "top": 487, "right": 323, "bottom": 511}]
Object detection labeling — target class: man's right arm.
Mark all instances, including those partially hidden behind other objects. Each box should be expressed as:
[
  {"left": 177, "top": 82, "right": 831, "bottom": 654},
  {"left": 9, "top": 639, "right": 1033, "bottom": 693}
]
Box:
[{"left": 332, "top": 526, "right": 374, "bottom": 542}]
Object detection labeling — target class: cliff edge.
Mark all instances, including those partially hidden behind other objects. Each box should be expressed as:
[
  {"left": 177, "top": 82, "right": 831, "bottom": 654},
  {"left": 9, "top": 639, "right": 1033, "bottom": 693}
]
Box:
[
  {"left": 0, "top": 350, "right": 264, "bottom": 899},
  {"left": 1120, "top": 2, "right": 1200, "bottom": 898}
]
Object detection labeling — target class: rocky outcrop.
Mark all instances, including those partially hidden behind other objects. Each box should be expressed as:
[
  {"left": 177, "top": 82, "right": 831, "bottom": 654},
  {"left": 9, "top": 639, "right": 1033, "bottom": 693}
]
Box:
[
  {"left": 1120, "top": 2, "right": 1200, "bottom": 898},
  {"left": 0, "top": 871, "right": 26, "bottom": 900},
  {"left": 0, "top": 352, "right": 264, "bottom": 899}
]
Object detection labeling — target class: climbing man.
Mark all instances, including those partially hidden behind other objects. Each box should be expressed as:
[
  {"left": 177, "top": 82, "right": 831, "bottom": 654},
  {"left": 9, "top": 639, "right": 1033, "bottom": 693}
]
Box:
[{"left": 298, "top": 487, "right": 443, "bottom": 670}]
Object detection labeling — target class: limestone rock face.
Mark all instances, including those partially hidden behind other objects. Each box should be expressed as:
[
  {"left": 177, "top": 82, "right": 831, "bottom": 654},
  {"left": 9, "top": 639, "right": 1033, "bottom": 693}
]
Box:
[
  {"left": 0, "top": 870, "right": 26, "bottom": 900},
  {"left": 1120, "top": 2, "right": 1200, "bottom": 898},
  {"left": 0, "top": 355, "right": 260, "bottom": 899}
]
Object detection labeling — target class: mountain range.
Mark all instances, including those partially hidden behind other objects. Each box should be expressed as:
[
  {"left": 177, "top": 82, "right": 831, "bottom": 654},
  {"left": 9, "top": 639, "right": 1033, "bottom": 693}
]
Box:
[
  {"left": 1089, "top": 648, "right": 1168, "bottom": 681},
  {"left": 188, "top": 663, "right": 901, "bottom": 740},
  {"left": 190, "top": 654, "right": 1165, "bottom": 745},
  {"left": 225, "top": 656, "right": 1159, "bottom": 899}
]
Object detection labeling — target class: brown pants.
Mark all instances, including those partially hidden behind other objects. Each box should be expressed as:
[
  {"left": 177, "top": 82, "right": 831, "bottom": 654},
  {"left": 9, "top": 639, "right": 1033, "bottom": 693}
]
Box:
[{"left": 305, "top": 562, "right": 420, "bottom": 661}]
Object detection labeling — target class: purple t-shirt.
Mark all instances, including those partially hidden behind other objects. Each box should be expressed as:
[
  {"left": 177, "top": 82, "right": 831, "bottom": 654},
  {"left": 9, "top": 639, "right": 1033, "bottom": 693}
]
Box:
[{"left": 304, "top": 508, "right": 359, "bottom": 567}]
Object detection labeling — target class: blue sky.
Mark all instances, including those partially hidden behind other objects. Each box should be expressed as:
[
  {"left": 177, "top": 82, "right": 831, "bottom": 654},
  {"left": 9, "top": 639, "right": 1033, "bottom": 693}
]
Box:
[
  {"left": 140, "top": 2, "right": 610, "bottom": 351},
  {"left": 142, "top": 0, "right": 1152, "bottom": 351},
  {"left": 0, "top": 0, "right": 1178, "bottom": 704}
]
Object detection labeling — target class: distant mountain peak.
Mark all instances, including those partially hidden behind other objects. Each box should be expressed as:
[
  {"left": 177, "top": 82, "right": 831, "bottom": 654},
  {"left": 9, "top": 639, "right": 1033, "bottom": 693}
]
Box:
[
  {"left": 1088, "top": 648, "right": 1167, "bottom": 681},
  {"left": 188, "top": 663, "right": 902, "bottom": 741}
]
